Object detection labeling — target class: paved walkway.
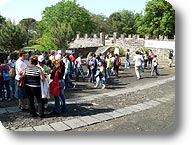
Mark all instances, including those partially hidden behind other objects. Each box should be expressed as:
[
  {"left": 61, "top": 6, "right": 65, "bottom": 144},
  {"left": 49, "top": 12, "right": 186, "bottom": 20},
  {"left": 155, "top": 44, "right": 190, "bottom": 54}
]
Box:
[{"left": 1, "top": 76, "right": 175, "bottom": 131}]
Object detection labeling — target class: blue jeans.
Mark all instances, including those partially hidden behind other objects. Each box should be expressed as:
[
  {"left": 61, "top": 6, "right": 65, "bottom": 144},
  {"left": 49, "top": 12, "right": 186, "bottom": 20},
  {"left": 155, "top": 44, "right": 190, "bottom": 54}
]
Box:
[
  {"left": 0, "top": 80, "right": 11, "bottom": 99},
  {"left": 76, "top": 66, "right": 85, "bottom": 81},
  {"left": 54, "top": 81, "right": 66, "bottom": 113},
  {"left": 65, "top": 72, "right": 75, "bottom": 88},
  {"left": 15, "top": 80, "right": 26, "bottom": 99},
  {"left": 106, "top": 68, "right": 110, "bottom": 79},
  {"left": 10, "top": 78, "right": 15, "bottom": 97}
]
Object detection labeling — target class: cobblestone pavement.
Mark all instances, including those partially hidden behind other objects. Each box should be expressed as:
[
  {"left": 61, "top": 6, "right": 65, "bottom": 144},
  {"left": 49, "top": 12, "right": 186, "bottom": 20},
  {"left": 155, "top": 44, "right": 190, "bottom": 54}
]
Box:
[{"left": 0, "top": 64, "right": 175, "bottom": 131}]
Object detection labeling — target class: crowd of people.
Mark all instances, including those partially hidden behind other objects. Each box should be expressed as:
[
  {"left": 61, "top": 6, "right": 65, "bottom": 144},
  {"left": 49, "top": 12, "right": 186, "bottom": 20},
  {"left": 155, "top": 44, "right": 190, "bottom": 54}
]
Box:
[{"left": 0, "top": 48, "right": 174, "bottom": 118}]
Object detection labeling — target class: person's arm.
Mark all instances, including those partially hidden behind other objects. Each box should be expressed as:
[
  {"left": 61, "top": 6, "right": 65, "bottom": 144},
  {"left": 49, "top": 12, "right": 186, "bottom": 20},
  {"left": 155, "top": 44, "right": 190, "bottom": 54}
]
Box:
[{"left": 39, "top": 68, "right": 45, "bottom": 81}]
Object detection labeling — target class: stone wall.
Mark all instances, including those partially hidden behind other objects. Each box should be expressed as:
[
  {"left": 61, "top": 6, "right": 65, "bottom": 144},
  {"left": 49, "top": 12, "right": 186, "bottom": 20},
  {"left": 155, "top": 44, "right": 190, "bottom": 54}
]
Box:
[{"left": 69, "top": 33, "right": 175, "bottom": 62}]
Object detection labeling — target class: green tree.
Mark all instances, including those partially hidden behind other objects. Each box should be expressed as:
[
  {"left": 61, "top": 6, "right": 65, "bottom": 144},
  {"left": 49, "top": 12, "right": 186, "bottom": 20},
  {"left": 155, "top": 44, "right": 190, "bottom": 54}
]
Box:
[
  {"left": 137, "top": 0, "right": 175, "bottom": 38},
  {"left": 38, "top": 0, "right": 95, "bottom": 50},
  {"left": 107, "top": 10, "right": 136, "bottom": 36},
  {"left": 0, "top": 15, "right": 6, "bottom": 24},
  {"left": 0, "top": 21, "right": 26, "bottom": 52},
  {"left": 19, "top": 18, "right": 37, "bottom": 46},
  {"left": 39, "top": 22, "right": 74, "bottom": 50},
  {"left": 90, "top": 14, "right": 109, "bottom": 35}
]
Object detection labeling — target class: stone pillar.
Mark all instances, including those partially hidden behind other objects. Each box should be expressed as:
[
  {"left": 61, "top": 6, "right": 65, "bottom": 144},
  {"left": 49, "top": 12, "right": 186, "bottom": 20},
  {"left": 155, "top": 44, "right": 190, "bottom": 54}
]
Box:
[
  {"left": 121, "top": 34, "right": 124, "bottom": 40},
  {"left": 128, "top": 34, "right": 132, "bottom": 39},
  {"left": 100, "top": 32, "right": 105, "bottom": 46},
  {"left": 132, "top": 34, "right": 136, "bottom": 40},
  {"left": 113, "top": 32, "right": 119, "bottom": 39},
  {"left": 93, "top": 34, "right": 97, "bottom": 39},
  {"left": 164, "top": 36, "right": 168, "bottom": 41},
  {"left": 76, "top": 34, "right": 80, "bottom": 39},
  {"left": 145, "top": 35, "right": 149, "bottom": 40},
  {"left": 137, "top": 34, "right": 140, "bottom": 39},
  {"left": 84, "top": 34, "right": 88, "bottom": 39},
  {"left": 159, "top": 35, "right": 163, "bottom": 41}
]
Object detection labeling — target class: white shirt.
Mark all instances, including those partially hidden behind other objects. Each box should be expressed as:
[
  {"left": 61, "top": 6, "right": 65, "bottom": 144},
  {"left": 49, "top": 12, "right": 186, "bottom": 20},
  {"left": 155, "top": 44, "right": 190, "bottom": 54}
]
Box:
[
  {"left": 15, "top": 59, "right": 27, "bottom": 80},
  {"left": 152, "top": 57, "right": 158, "bottom": 66},
  {"left": 8, "top": 60, "right": 16, "bottom": 68},
  {"left": 76, "top": 57, "right": 82, "bottom": 68},
  {"left": 133, "top": 54, "right": 143, "bottom": 67},
  {"left": 24, "top": 60, "right": 30, "bottom": 66}
]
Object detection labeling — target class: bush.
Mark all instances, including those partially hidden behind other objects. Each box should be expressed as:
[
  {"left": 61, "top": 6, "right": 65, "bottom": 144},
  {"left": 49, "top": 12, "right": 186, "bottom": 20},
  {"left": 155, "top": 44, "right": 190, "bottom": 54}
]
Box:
[{"left": 109, "top": 47, "right": 125, "bottom": 57}]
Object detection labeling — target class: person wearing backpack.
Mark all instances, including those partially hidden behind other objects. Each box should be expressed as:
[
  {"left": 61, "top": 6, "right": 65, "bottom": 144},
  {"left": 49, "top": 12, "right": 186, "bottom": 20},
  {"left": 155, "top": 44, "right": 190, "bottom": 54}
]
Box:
[{"left": 0, "top": 58, "right": 11, "bottom": 101}]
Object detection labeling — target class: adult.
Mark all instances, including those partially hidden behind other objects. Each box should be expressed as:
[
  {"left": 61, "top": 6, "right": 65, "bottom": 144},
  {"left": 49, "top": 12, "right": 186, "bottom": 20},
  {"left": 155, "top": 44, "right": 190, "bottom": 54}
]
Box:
[
  {"left": 37, "top": 55, "right": 50, "bottom": 108},
  {"left": 114, "top": 54, "right": 121, "bottom": 78},
  {"left": 125, "top": 49, "right": 130, "bottom": 69},
  {"left": 15, "top": 50, "right": 28, "bottom": 110},
  {"left": 133, "top": 51, "right": 144, "bottom": 80},
  {"left": 25, "top": 55, "right": 45, "bottom": 118},
  {"left": 0, "top": 58, "right": 11, "bottom": 101},
  {"left": 148, "top": 49, "right": 154, "bottom": 69},
  {"left": 50, "top": 54, "right": 66, "bottom": 114},
  {"left": 69, "top": 52, "right": 76, "bottom": 77},
  {"left": 7, "top": 54, "right": 16, "bottom": 98},
  {"left": 49, "top": 51, "right": 55, "bottom": 69},
  {"left": 168, "top": 50, "right": 174, "bottom": 67},
  {"left": 63, "top": 55, "right": 76, "bottom": 89},
  {"left": 75, "top": 53, "right": 85, "bottom": 82}
]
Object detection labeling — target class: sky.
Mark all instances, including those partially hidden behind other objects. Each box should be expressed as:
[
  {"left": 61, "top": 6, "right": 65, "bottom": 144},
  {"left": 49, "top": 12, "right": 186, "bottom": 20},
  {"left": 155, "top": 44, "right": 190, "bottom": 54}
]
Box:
[{"left": 0, "top": 0, "right": 149, "bottom": 24}]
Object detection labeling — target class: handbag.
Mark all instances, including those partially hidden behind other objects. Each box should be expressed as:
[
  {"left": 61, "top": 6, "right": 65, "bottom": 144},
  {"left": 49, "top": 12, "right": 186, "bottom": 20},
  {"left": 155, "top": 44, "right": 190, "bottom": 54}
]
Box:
[
  {"left": 17, "top": 77, "right": 24, "bottom": 87},
  {"left": 49, "top": 69, "right": 60, "bottom": 96}
]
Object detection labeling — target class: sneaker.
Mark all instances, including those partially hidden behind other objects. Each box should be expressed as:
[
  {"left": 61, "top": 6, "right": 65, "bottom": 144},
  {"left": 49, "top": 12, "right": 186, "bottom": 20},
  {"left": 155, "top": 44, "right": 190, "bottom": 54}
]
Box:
[
  {"left": 94, "top": 86, "right": 99, "bottom": 89},
  {"left": 72, "top": 83, "right": 76, "bottom": 89},
  {"left": 7, "top": 98, "right": 12, "bottom": 101},
  {"left": 44, "top": 104, "right": 48, "bottom": 109},
  {"left": 102, "top": 86, "right": 106, "bottom": 89}
]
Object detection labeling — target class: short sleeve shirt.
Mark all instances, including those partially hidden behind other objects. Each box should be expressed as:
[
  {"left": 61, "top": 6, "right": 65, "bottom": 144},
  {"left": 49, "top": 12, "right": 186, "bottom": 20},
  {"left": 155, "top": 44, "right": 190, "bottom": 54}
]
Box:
[{"left": 15, "top": 59, "right": 27, "bottom": 80}]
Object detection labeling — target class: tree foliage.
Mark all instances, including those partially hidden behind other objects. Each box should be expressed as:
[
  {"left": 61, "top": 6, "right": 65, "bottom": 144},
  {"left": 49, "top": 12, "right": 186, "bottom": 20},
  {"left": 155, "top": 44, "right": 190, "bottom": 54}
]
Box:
[
  {"left": 107, "top": 10, "right": 136, "bottom": 36},
  {"left": 38, "top": 0, "right": 95, "bottom": 50},
  {"left": 0, "top": 21, "right": 26, "bottom": 52},
  {"left": 19, "top": 18, "right": 37, "bottom": 46},
  {"left": 0, "top": 0, "right": 175, "bottom": 52},
  {"left": 136, "top": 0, "right": 175, "bottom": 38},
  {"left": 90, "top": 14, "right": 109, "bottom": 35}
]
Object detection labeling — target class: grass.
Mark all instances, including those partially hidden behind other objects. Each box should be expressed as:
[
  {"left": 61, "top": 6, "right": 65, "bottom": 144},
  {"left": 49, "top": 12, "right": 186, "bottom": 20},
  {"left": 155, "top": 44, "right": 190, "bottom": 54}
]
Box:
[{"left": 22, "top": 45, "right": 45, "bottom": 51}]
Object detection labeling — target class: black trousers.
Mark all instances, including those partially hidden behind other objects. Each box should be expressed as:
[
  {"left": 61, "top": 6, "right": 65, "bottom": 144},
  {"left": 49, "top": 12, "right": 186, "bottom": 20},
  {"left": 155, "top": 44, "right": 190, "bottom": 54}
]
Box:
[{"left": 25, "top": 86, "right": 44, "bottom": 116}]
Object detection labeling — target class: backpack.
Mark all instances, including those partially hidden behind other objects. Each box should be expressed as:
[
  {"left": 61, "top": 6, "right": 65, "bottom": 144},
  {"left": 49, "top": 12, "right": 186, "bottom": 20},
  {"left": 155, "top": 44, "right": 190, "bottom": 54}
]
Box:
[
  {"left": 9, "top": 67, "right": 16, "bottom": 78},
  {"left": 3, "top": 65, "right": 10, "bottom": 81},
  {"left": 89, "top": 58, "right": 96, "bottom": 70},
  {"left": 115, "top": 58, "right": 121, "bottom": 66}
]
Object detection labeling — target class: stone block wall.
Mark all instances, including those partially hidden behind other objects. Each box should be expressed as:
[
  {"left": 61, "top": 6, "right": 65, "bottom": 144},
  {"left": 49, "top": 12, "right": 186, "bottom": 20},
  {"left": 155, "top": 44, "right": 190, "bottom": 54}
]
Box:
[{"left": 69, "top": 33, "right": 175, "bottom": 63}]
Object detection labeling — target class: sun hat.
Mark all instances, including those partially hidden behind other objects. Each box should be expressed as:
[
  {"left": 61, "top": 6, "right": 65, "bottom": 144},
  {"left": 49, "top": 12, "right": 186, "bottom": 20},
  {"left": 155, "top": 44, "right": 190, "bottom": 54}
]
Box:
[{"left": 38, "top": 55, "right": 45, "bottom": 62}]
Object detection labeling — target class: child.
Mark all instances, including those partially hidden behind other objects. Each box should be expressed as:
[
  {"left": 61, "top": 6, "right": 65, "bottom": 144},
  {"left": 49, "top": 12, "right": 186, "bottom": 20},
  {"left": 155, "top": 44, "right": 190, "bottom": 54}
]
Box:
[
  {"left": 151, "top": 55, "right": 159, "bottom": 76},
  {"left": 94, "top": 60, "right": 106, "bottom": 89}
]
